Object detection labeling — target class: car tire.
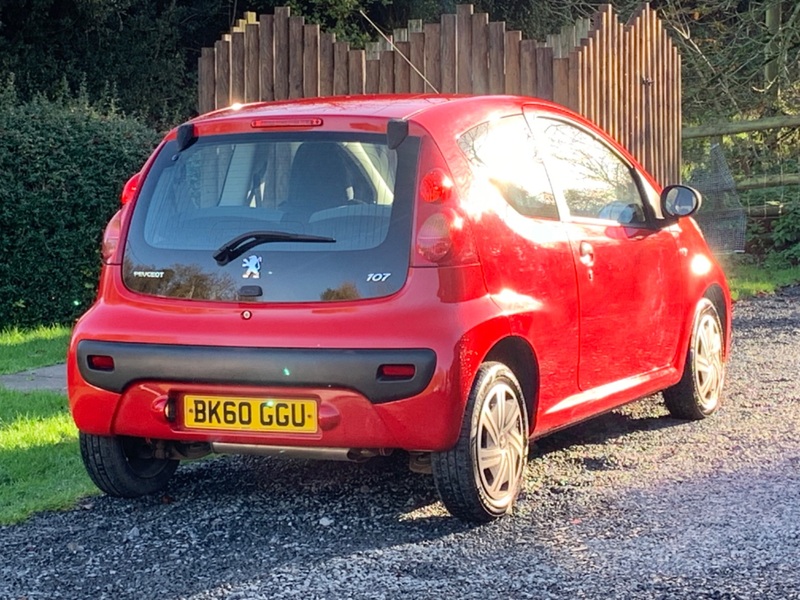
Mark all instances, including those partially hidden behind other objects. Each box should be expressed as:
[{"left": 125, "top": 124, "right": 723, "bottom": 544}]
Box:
[
  {"left": 432, "top": 362, "right": 529, "bottom": 522},
  {"left": 79, "top": 433, "right": 179, "bottom": 498},
  {"left": 663, "top": 298, "right": 725, "bottom": 420}
]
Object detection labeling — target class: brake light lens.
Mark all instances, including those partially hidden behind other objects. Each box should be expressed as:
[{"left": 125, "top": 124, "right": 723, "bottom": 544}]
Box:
[
  {"left": 121, "top": 172, "right": 141, "bottom": 205},
  {"left": 419, "top": 168, "right": 453, "bottom": 203},
  {"left": 251, "top": 117, "right": 324, "bottom": 128}
]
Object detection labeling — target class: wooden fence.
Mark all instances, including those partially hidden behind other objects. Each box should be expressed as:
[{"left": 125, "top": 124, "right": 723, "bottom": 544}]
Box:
[{"left": 198, "top": 4, "right": 682, "bottom": 185}]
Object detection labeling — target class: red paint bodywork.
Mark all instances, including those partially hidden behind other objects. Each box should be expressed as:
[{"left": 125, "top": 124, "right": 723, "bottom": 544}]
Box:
[{"left": 68, "top": 95, "right": 732, "bottom": 453}]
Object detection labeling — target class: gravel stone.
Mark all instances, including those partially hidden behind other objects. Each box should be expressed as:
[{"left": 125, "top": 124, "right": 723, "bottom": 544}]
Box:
[{"left": 1, "top": 288, "right": 799, "bottom": 599}]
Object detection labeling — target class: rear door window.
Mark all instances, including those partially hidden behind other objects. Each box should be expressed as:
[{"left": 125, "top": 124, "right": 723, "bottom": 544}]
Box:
[
  {"left": 124, "top": 132, "right": 419, "bottom": 303},
  {"left": 458, "top": 115, "right": 558, "bottom": 219}
]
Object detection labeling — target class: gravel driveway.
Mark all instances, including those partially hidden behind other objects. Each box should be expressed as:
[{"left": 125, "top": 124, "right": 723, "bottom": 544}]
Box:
[{"left": 2, "top": 288, "right": 799, "bottom": 600}]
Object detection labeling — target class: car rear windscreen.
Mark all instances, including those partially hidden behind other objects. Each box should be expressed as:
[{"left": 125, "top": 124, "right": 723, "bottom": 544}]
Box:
[{"left": 123, "top": 131, "right": 419, "bottom": 303}]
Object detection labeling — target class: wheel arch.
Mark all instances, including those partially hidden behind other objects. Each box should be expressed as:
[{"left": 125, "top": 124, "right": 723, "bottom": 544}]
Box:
[
  {"left": 703, "top": 283, "right": 730, "bottom": 357},
  {"left": 483, "top": 336, "right": 539, "bottom": 431}
]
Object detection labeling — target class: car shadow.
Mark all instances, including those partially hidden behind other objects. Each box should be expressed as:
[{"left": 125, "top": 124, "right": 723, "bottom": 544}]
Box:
[
  {"left": 530, "top": 394, "right": 686, "bottom": 458},
  {"left": 4, "top": 395, "right": 696, "bottom": 598}
]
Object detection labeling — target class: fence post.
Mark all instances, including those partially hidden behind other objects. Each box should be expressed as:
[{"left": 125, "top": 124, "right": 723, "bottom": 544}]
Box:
[{"left": 197, "top": 4, "right": 682, "bottom": 184}]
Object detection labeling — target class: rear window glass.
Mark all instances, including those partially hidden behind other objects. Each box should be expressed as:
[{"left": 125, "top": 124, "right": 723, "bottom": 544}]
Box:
[{"left": 124, "top": 131, "right": 419, "bottom": 303}]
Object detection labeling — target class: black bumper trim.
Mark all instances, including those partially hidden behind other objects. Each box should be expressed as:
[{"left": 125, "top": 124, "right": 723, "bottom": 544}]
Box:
[{"left": 77, "top": 340, "right": 436, "bottom": 404}]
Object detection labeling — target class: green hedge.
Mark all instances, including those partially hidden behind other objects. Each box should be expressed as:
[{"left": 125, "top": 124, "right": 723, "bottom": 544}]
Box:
[{"left": 0, "top": 88, "right": 159, "bottom": 329}]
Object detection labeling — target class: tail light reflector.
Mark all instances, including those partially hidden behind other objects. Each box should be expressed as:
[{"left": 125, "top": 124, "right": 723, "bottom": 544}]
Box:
[
  {"left": 87, "top": 355, "right": 115, "bottom": 371},
  {"left": 378, "top": 364, "right": 416, "bottom": 380}
]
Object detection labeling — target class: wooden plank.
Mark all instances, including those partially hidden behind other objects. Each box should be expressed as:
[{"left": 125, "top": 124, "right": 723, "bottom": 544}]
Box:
[
  {"left": 366, "top": 42, "right": 381, "bottom": 62},
  {"left": 394, "top": 41, "right": 411, "bottom": 93},
  {"left": 245, "top": 23, "right": 260, "bottom": 103},
  {"left": 408, "top": 19, "right": 423, "bottom": 34},
  {"left": 214, "top": 38, "right": 230, "bottom": 108},
  {"left": 735, "top": 173, "right": 800, "bottom": 191},
  {"left": 319, "top": 32, "right": 335, "bottom": 97},
  {"left": 567, "top": 49, "right": 579, "bottom": 112},
  {"left": 552, "top": 57, "right": 569, "bottom": 106},
  {"left": 274, "top": 7, "right": 290, "bottom": 100},
  {"left": 348, "top": 49, "right": 365, "bottom": 94},
  {"left": 519, "top": 39, "right": 536, "bottom": 97},
  {"left": 259, "top": 15, "right": 275, "bottom": 101},
  {"left": 230, "top": 31, "right": 245, "bottom": 104},
  {"left": 488, "top": 21, "right": 505, "bottom": 94},
  {"left": 366, "top": 56, "right": 380, "bottom": 93},
  {"left": 409, "top": 31, "right": 425, "bottom": 93},
  {"left": 598, "top": 6, "right": 612, "bottom": 136},
  {"left": 505, "top": 30, "right": 521, "bottom": 94},
  {"left": 440, "top": 14, "right": 457, "bottom": 93},
  {"left": 656, "top": 20, "right": 667, "bottom": 183},
  {"left": 288, "top": 15, "right": 304, "bottom": 99},
  {"left": 610, "top": 18, "right": 621, "bottom": 142},
  {"left": 673, "top": 48, "right": 682, "bottom": 182},
  {"left": 333, "top": 41, "right": 350, "bottom": 95},
  {"left": 379, "top": 50, "right": 394, "bottom": 93},
  {"left": 456, "top": 4, "right": 473, "bottom": 93},
  {"left": 642, "top": 8, "right": 655, "bottom": 177},
  {"left": 393, "top": 28, "right": 409, "bottom": 43},
  {"left": 471, "top": 13, "right": 489, "bottom": 94},
  {"left": 535, "top": 47, "right": 553, "bottom": 100},
  {"left": 581, "top": 18, "right": 594, "bottom": 121},
  {"left": 424, "top": 23, "right": 441, "bottom": 93},
  {"left": 198, "top": 47, "right": 215, "bottom": 114},
  {"left": 303, "top": 24, "right": 320, "bottom": 98}
]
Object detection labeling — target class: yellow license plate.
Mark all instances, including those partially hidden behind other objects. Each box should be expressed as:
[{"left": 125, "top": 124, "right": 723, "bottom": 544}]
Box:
[{"left": 183, "top": 395, "right": 318, "bottom": 433}]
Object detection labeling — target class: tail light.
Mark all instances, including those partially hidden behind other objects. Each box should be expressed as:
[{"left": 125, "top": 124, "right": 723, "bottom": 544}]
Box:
[
  {"left": 419, "top": 168, "right": 453, "bottom": 203},
  {"left": 417, "top": 209, "right": 474, "bottom": 263},
  {"left": 413, "top": 145, "right": 477, "bottom": 267},
  {"left": 101, "top": 205, "right": 129, "bottom": 265},
  {"left": 121, "top": 172, "right": 141, "bottom": 205},
  {"left": 102, "top": 172, "right": 140, "bottom": 264}
]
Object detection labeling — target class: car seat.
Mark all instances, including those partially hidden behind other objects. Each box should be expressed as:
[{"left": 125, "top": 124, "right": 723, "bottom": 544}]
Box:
[{"left": 284, "top": 142, "right": 352, "bottom": 222}]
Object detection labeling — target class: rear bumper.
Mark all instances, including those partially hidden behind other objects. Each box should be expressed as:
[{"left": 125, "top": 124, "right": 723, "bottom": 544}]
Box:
[
  {"left": 69, "top": 371, "right": 461, "bottom": 452},
  {"left": 68, "top": 264, "right": 509, "bottom": 452},
  {"left": 77, "top": 340, "right": 435, "bottom": 404}
]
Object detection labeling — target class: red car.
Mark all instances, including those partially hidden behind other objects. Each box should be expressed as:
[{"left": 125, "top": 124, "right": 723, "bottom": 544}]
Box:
[{"left": 69, "top": 95, "right": 731, "bottom": 522}]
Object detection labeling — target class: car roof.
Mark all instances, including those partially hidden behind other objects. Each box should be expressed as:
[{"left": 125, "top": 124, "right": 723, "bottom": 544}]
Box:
[{"left": 192, "top": 94, "right": 575, "bottom": 131}]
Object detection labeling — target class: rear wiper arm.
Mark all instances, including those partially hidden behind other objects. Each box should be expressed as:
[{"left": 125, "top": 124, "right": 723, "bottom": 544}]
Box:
[{"left": 213, "top": 230, "right": 335, "bottom": 266}]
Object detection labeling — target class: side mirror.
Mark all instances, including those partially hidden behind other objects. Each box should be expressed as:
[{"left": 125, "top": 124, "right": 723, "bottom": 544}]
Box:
[{"left": 661, "top": 185, "right": 702, "bottom": 218}]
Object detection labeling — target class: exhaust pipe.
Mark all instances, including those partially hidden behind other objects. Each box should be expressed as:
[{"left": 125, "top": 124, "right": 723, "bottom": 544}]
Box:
[{"left": 210, "top": 443, "right": 391, "bottom": 462}]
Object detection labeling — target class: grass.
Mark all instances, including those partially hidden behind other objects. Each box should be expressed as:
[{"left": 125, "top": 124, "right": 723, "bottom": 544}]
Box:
[
  {"left": 720, "top": 255, "right": 800, "bottom": 301},
  {"left": 0, "top": 388, "right": 96, "bottom": 524},
  {"left": 0, "top": 324, "right": 71, "bottom": 375}
]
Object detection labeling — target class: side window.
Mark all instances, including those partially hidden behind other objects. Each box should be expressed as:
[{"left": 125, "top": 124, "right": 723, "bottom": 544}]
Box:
[
  {"left": 540, "top": 120, "right": 646, "bottom": 225},
  {"left": 458, "top": 115, "right": 558, "bottom": 219}
]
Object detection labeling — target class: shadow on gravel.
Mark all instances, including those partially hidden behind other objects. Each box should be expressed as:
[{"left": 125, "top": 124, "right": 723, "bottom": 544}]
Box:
[
  {"left": 532, "top": 396, "right": 686, "bottom": 458},
  {"left": 1, "top": 399, "right": 693, "bottom": 598}
]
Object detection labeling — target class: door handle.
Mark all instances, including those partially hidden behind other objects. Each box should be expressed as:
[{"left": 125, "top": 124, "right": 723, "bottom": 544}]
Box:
[{"left": 579, "top": 241, "right": 594, "bottom": 267}]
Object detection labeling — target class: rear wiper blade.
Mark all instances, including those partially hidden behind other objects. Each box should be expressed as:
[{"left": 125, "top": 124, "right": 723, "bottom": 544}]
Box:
[{"left": 213, "top": 230, "right": 335, "bottom": 266}]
